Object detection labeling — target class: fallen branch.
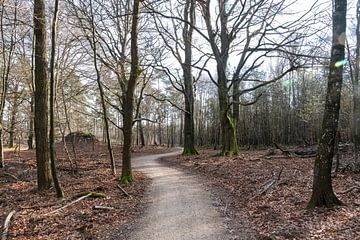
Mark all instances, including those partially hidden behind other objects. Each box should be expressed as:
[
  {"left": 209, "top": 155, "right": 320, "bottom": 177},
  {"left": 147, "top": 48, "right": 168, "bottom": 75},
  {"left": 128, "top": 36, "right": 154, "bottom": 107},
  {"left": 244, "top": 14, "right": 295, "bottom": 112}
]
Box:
[
  {"left": 339, "top": 186, "right": 360, "bottom": 194},
  {"left": 43, "top": 193, "right": 92, "bottom": 216},
  {"left": 259, "top": 167, "right": 284, "bottom": 195},
  {"left": 259, "top": 179, "right": 277, "bottom": 195},
  {"left": 117, "top": 184, "right": 131, "bottom": 198},
  {"left": 273, "top": 143, "right": 291, "bottom": 156},
  {"left": 339, "top": 182, "right": 360, "bottom": 194},
  {"left": 1, "top": 173, "right": 19, "bottom": 181},
  {"left": 93, "top": 205, "right": 114, "bottom": 210},
  {"left": 74, "top": 191, "right": 107, "bottom": 199},
  {"left": 42, "top": 191, "right": 106, "bottom": 217},
  {"left": 1, "top": 210, "right": 16, "bottom": 240}
]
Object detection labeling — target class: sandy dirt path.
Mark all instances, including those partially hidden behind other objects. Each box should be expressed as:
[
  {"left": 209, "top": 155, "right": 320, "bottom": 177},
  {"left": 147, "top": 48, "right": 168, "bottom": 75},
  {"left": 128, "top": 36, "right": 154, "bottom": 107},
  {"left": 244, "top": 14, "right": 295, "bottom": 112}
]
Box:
[{"left": 121, "top": 150, "right": 234, "bottom": 240}]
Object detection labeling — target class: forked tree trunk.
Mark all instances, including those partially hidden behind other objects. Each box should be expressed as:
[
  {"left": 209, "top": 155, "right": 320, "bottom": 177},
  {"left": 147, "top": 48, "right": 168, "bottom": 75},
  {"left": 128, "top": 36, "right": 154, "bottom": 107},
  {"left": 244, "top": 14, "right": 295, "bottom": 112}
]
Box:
[
  {"left": 219, "top": 73, "right": 239, "bottom": 156},
  {"left": 34, "top": 0, "right": 52, "bottom": 190},
  {"left": 307, "top": 0, "right": 346, "bottom": 208},
  {"left": 121, "top": 0, "right": 141, "bottom": 183}
]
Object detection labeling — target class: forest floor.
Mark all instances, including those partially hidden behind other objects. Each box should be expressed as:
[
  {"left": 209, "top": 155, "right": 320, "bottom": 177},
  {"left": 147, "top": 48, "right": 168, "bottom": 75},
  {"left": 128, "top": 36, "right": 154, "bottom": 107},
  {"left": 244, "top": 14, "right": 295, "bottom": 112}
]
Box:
[
  {"left": 2, "top": 144, "right": 360, "bottom": 240},
  {"left": 0, "top": 143, "right": 170, "bottom": 240},
  {"left": 160, "top": 148, "right": 360, "bottom": 240}
]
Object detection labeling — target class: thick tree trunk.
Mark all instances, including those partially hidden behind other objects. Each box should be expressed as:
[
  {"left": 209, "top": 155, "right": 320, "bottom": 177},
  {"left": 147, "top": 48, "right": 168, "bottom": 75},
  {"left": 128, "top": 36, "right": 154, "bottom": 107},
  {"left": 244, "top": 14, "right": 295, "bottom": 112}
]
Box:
[
  {"left": 218, "top": 72, "right": 239, "bottom": 156},
  {"left": 307, "top": 0, "right": 346, "bottom": 208},
  {"left": 34, "top": 0, "right": 52, "bottom": 190},
  {"left": 121, "top": 0, "right": 141, "bottom": 183},
  {"left": 353, "top": 0, "right": 360, "bottom": 164},
  {"left": 181, "top": 0, "right": 198, "bottom": 155}
]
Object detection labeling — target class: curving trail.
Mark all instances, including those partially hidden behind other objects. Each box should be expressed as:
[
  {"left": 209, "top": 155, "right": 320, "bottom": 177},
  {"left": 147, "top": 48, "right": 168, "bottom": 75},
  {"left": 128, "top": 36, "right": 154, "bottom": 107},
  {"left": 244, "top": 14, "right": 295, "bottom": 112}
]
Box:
[{"left": 123, "top": 149, "right": 233, "bottom": 240}]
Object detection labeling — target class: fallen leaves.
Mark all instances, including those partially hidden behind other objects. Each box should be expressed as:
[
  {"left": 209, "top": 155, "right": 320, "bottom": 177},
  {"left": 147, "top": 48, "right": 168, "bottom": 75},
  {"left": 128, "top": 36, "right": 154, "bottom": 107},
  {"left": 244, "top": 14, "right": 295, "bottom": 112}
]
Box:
[
  {"left": 0, "top": 143, "right": 169, "bottom": 239},
  {"left": 161, "top": 148, "right": 360, "bottom": 239}
]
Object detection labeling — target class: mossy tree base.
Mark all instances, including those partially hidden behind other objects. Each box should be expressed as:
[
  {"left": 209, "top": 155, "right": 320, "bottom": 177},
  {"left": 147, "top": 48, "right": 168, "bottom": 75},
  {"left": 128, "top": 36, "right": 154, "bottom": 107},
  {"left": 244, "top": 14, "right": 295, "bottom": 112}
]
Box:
[{"left": 120, "top": 174, "right": 134, "bottom": 184}]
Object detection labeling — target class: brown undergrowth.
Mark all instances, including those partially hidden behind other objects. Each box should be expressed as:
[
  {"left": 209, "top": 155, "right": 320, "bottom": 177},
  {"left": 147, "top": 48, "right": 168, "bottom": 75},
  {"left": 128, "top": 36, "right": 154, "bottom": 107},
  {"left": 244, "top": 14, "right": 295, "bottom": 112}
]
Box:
[
  {"left": 0, "top": 143, "right": 169, "bottom": 240},
  {"left": 161, "top": 148, "right": 360, "bottom": 240}
]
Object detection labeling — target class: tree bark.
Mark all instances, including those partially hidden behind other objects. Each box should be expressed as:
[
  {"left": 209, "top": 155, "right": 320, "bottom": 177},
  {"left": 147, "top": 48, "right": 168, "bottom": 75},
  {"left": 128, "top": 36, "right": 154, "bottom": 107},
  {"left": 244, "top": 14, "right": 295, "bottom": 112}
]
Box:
[
  {"left": 353, "top": 0, "right": 360, "bottom": 164},
  {"left": 34, "top": 0, "right": 52, "bottom": 190},
  {"left": 182, "top": 0, "right": 198, "bottom": 155},
  {"left": 121, "top": 0, "right": 141, "bottom": 183},
  {"left": 307, "top": 0, "right": 346, "bottom": 208},
  {"left": 49, "top": 0, "right": 64, "bottom": 198}
]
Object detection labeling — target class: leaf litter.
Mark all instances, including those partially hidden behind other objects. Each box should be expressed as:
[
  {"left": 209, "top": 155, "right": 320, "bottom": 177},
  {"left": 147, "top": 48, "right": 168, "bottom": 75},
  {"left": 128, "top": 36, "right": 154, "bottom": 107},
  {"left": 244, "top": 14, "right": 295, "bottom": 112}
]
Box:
[
  {"left": 161, "top": 148, "right": 360, "bottom": 240},
  {"left": 0, "top": 143, "right": 169, "bottom": 240}
]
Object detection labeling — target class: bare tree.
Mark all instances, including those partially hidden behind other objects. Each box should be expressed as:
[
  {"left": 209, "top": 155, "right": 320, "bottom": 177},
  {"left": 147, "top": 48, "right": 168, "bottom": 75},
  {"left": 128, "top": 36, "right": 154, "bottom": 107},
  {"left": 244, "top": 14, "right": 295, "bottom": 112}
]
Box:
[
  {"left": 198, "top": 0, "right": 319, "bottom": 155},
  {"left": 121, "top": 0, "right": 141, "bottom": 183},
  {"left": 152, "top": 0, "right": 198, "bottom": 155},
  {"left": 88, "top": 0, "right": 116, "bottom": 175}
]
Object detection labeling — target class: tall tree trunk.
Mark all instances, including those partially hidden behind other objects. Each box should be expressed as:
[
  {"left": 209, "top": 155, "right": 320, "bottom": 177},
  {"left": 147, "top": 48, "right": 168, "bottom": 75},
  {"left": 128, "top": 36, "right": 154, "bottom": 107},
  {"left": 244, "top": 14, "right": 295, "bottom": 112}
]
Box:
[
  {"left": 28, "top": 35, "right": 36, "bottom": 151},
  {"left": 49, "top": 0, "right": 64, "bottom": 198},
  {"left": 353, "top": 0, "right": 360, "bottom": 164},
  {"left": 182, "top": 0, "right": 198, "bottom": 155},
  {"left": 307, "top": 0, "right": 346, "bottom": 208},
  {"left": 89, "top": 0, "right": 116, "bottom": 175},
  {"left": 120, "top": 0, "right": 141, "bottom": 183},
  {"left": 34, "top": 0, "right": 52, "bottom": 190}
]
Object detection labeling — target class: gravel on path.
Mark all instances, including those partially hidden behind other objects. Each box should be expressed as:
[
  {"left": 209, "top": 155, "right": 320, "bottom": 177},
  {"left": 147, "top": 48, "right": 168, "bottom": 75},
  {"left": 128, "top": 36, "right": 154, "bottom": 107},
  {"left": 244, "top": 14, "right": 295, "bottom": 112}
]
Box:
[{"left": 117, "top": 150, "right": 234, "bottom": 240}]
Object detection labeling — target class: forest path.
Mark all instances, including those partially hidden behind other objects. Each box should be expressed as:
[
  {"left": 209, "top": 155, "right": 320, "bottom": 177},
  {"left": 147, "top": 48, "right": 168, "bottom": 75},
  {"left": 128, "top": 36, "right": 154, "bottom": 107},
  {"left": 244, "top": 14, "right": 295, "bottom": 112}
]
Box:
[{"left": 126, "top": 149, "right": 233, "bottom": 240}]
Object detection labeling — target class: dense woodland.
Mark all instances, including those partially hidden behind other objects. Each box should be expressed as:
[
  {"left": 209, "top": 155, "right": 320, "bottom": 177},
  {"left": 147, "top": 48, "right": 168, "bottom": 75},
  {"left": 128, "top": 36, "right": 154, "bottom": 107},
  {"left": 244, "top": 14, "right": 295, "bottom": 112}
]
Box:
[{"left": 0, "top": 0, "right": 359, "bottom": 237}]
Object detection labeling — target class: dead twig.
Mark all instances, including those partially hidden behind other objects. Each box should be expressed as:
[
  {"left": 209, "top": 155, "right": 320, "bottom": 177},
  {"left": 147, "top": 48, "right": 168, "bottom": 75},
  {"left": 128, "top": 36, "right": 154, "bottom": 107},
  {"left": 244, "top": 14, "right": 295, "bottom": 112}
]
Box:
[
  {"left": 339, "top": 182, "right": 360, "bottom": 194},
  {"left": 1, "top": 173, "right": 19, "bottom": 181},
  {"left": 93, "top": 205, "right": 114, "bottom": 210},
  {"left": 43, "top": 193, "right": 92, "bottom": 216},
  {"left": 273, "top": 142, "right": 291, "bottom": 157},
  {"left": 2, "top": 210, "right": 16, "bottom": 240},
  {"left": 259, "top": 167, "right": 284, "bottom": 195},
  {"left": 117, "top": 184, "right": 131, "bottom": 198}
]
